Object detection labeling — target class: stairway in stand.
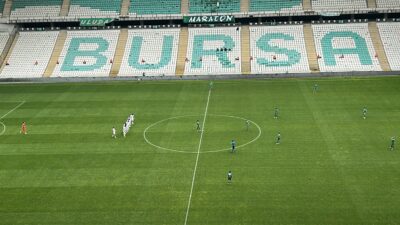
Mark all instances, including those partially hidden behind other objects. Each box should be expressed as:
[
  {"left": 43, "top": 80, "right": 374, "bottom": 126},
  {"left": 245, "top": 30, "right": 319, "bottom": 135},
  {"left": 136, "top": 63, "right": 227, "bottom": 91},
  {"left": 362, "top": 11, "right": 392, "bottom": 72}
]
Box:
[
  {"left": 240, "top": 0, "right": 249, "bottom": 12},
  {"left": 60, "top": 0, "right": 70, "bottom": 16},
  {"left": 2, "top": 0, "right": 12, "bottom": 17},
  {"left": 181, "top": 0, "right": 189, "bottom": 14},
  {"left": 120, "top": 0, "right": 130, "bottom": 16},
  {"left": 0, "top": 33, "right": 18, "bottom": 73},
  {"left": 367, "top": 0, "right": 376, "bottom": 8},
  {"left": 110, "top": 29, "right": 129, "bottom": 77},
  {"left": 368, "top": 22, "right": 391, "bottom": 71},
  {"left": 241, "top": 25, "right": 251, "bottom": 75},
  {"left": 302, "top": 0, "right": 312, "bottom": 10},
  {"left": 303, "top": 24, "right": 320, "bottom": 72},
  {"left": 175, "top": 27, "right": 188, "bottom": 76},
  {"left": 43, "top": 30, "right": 67, "bottom": 77}
]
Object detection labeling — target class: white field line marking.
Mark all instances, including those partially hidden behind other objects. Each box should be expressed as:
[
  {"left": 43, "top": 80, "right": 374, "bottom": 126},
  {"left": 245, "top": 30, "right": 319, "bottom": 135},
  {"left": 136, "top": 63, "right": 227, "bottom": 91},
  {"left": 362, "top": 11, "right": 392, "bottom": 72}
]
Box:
[
  {"left": 184, "top": 88, "right": 211, "bottom": 225},
  {"left": 0, "top": 101, "right": 26, "bottom": 120},
  {"left": 143, "top": 114, "right": 262, "bottom": 153},
  {"left": 0, "top": 101, "right": 26, "bottom": 136}
]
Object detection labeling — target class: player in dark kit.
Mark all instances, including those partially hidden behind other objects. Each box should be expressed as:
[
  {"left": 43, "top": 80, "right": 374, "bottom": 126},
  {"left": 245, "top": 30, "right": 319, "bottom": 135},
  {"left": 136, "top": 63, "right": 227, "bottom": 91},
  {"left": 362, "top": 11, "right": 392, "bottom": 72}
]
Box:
[
  {"left": 363, "top": 107, "right": 368, "bottom": 119},
  {"left": 276, "top": 132, "right": 281, "bottom": 144},
  {"left": 274, "top": 107, "right": 279, "bottom": 119},
  {"left": 231, "top": 140, "right": 236, "bottom": 153},
  {"left": 227, "top": 171, "right": 232, "bottom": 183},
  {"left": 390, "top": 137, "right": 395, "bottom": 151},
  {"left": 196, "top": 120, "right": 200, "bottom": 132}
]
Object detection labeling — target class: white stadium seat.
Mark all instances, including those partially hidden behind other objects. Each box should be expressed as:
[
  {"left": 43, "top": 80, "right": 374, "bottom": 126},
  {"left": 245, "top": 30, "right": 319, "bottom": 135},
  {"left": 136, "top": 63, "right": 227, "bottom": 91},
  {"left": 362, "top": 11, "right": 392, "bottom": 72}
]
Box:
[
  {"left": 377, "top": 22, "right": 400, "bottom": 71},
  {"left": 312, "top": 23, "right": 381, "bottom": 72},
  {"left": 250, "top": 25, "right": 310, "bottom": 74},
  {"left": 52, "top": 30, "right": 119, "bottom": 77},
  {"left": 119, "top": 29, "right": 180, "bottom": 76},
  {"left": 1, "top": 31, "right": 59, "bottom": 78},
  {"left": 185, "top": 27, "right": 241, "bottom": 75}
]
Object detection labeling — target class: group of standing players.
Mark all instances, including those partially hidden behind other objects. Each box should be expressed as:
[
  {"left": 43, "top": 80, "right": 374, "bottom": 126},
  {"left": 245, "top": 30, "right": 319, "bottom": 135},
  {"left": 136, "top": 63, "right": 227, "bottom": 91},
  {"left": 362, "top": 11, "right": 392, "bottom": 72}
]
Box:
[{"left": 112, "top": 113, "right": 135, "bottom": 138}]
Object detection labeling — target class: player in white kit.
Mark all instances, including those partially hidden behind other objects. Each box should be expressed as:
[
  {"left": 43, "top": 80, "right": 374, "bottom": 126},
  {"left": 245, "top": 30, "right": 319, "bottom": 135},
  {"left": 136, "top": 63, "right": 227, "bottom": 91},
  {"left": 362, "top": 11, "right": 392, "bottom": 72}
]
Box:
[{"left": 112, "top": 127, "right": 116, "bottom": 138}]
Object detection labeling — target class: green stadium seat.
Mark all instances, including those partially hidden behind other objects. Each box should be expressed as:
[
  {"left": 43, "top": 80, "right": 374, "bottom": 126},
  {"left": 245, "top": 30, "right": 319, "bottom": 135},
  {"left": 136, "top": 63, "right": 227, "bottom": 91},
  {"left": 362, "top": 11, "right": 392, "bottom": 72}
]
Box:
[
  {"left": 250, "top": 0, "right": 302, "bottom": 12},
  {"left": 189, "top": 0, "right": 240, "bottom": 13},
  {"left": 69, "top": 0, "right": 121, "bottom": 16},
  {"left": 129, "top": 0, "right": 181, "bottom": 15},
  {"left": 11, "top": 0, "right": 62, "bottom": 17}
]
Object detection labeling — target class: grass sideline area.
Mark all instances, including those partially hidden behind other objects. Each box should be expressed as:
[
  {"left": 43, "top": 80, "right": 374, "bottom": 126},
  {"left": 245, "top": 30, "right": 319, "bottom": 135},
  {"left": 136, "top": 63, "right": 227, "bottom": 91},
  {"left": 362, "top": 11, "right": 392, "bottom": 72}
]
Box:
[{"left": 0, "top": 77, "right": 399, "bottom": 225}]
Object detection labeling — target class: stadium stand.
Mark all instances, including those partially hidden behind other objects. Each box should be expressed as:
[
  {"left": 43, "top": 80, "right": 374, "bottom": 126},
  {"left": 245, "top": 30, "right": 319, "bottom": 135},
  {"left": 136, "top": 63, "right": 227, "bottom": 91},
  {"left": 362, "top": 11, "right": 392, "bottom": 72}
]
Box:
[
  {"left": 312, "top": 23, "right": 381, "bottom": 72},
  {"left": 1, "top": 31, "right": 59, "bottom": 78},
  {"left": 68, "top": 0, "right": 121, "bottom": 17},
  {"left": 176, "top": 27, "right": 189, "bottom": 76},
  {"left": 129, "top": 0, "right": 181, "bottom": 15},
  {"left": 250, "top": 25, "right": 310, "bottom": 74},
  {"left": 377, "top": 22, "right": 400, "bottom": 71},
  {"left": 376, "top": 0, "right": 400, "bottom": 8},
  {"left": 311, "top": 0, "right": 367, "bottom": 10},
  {"left": 189, "top": 0, "right": 240, "bottom": 13},
  {"left": 119, "top": 28, "right": 180, "bottom": 76},
  {"left": 10, "top": 0, "right": 62, "bottom": 18},
  {"left": 250, "top": 0, "right": 302, "bottom": 12},
  {"left": 0, "top": 33, "right": 9, "bottom": 57},
  {"left": 185, "top": 27, "right": 241, "bottom": 75},
  {"left": 52, "top": 30, "right": 119, "bottom": 77},
  {"left": 0, "top": 0, "right": 5, "bottom": 16},
  {"left": 241, "top": 25, "right": 251, "bottom": 74}
]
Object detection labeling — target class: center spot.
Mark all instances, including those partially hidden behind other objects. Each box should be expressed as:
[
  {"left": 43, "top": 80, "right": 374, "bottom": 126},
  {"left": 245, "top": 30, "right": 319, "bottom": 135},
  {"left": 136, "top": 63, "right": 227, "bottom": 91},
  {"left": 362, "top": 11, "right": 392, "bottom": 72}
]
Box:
[{"left": 144, "top": 115, "right": 261, "bottom": 153}]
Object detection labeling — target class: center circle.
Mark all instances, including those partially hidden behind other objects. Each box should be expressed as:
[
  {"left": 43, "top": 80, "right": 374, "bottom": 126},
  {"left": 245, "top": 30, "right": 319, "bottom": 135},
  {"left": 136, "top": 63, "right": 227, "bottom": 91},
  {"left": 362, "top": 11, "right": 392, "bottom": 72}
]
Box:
[{"left": 143, "top": 114, "right": 262, "bottom": 153}]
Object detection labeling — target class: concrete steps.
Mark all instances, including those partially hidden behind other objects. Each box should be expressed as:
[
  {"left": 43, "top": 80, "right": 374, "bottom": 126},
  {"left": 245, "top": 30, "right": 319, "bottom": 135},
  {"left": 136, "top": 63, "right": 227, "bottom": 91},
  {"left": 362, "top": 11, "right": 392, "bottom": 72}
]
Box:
[
  {"left": 240, "top": 0, "right": 249, "bottom": 12},
  {"left": 110, "top": 29, "right": 128, "bottom": 77},
  {"left": 0, "top": 32, "right": 18, "bottom": 73},
  {"left": 368, "top": 22, "right": 391, "bottom": 71},
  {"left": 60, "top": 0, "right": 70, "bottom": 16},
  {"left": 240, "top": 25, "right": 251, "bottom": 75},
  {"left": 0, "top": 30, "right": 16, "bottom": 67},
  {"left": 303, "top": 24, "right": 320, "bottom": 72},
  {"left": 120, "top": 0, "right": 130, "bottom": 16},
  {"left": 175, "top": 27, "right": 188, "bottom": 76},
  {"left": 3, "top": 0, "right": 12, "bottom": 17},
  {"left": 43, "top": 30, "right": 67, "bottom": 77},
  {"left": 181, "top": 0, "right": 189, "bottom": 14},
  {"left": 303, "top": 0, "right": 312, "bottom": 10},
  {"left": 367, "top": 0, "right": 376, "bottom": 8}
]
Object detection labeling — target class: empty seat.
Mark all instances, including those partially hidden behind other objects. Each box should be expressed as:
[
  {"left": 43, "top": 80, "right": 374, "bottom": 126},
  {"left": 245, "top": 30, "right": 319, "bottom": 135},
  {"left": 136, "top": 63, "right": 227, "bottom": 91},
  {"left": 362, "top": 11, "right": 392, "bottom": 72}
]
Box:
[
  {"left": 10, "top": 0, "right": 62, "bottom": 18},
  {"left": 377, "top": 22, "right": 400, "bottom": 70},
  {"left": 312, "top": 23, "right": 381, "bottom": 72},
  {"left": 52, "top": 30, "right": 120, "bottom": 77},
  {"left": 250, "top": 0, "right": 302, "bottom": 12},
  {"left": 376, "top": 0, "right": 400, "bottom": 8},
  {"left": 1, "top": 31, "right": 59, "bottom": 78},
  {"left": 129, "top": 0, "right": 181, "bottom": 15},
  {"left": 311, "top": 0, "right": 367, "bottom": 10},
  {"left": 68, "top": 0, "right": 121, "bottom": 17},
  {"left": 185, "top": 27, "right": 241, "bottom": 75},
  {"left": 189, "top": 0, "right": 240, "bottom": 13},
  {"left": 119, "top": 29, "right": 180, "bottom": 76},
  {"left": 250, "top": 25, "right": 310, "bottom": 74}
]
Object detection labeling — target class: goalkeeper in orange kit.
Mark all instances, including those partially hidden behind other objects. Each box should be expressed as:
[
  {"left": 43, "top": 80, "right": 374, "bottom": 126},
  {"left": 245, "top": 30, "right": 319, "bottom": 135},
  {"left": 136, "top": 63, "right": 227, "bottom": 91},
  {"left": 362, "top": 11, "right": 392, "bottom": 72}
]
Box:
[{"left": 20, "top": 121, "right": 27, "bottom": 134}]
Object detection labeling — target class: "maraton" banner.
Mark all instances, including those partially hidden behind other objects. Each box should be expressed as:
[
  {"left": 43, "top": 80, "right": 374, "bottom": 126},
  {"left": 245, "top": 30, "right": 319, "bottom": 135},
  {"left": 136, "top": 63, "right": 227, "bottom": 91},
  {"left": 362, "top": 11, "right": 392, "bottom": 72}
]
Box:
[
  {"left": 80, "top": 18, "right": 114, "bottom": 27},
  {"left": 183, "top": 15, "right": 235, "bottom": 24}
]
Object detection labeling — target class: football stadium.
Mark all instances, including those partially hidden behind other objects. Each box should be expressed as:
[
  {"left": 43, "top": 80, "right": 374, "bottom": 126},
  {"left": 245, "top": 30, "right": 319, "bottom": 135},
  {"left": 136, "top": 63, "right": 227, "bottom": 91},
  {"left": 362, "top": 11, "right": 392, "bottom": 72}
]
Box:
[{"left": 0, "top": 0, "right": 400, "bottom": 225}]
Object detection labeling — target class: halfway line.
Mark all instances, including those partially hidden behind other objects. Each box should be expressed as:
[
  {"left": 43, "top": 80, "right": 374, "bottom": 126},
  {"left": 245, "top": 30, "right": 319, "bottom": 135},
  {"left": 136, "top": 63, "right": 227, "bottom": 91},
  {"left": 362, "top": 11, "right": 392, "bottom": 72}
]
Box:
[{"left": 183, "top": 88, "right": 212, "bottom": 225}]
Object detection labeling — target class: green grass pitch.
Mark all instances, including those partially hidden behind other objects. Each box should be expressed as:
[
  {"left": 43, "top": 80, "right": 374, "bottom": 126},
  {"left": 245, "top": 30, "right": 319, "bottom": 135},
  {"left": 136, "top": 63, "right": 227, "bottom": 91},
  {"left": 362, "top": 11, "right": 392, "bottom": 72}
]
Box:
[{"left": 0, "top": 77, "right": 399, "bottom": 225}]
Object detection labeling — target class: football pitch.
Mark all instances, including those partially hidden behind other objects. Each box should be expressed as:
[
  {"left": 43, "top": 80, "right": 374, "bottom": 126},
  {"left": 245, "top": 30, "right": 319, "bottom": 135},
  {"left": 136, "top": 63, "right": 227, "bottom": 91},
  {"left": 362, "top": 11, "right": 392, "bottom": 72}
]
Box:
[{"left": 0, "top": 77, "right": 399, "bottom": 225}]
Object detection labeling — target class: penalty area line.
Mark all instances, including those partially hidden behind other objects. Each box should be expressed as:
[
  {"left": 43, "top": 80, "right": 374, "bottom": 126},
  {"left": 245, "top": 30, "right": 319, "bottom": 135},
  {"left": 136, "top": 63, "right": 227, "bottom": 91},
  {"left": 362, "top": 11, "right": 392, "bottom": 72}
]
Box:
[
  {"left": 183, "top": 88, "right": 212, "bottom": 225},
  {"left": 0, "top": 101, "right": 26, "bottom": 136}
]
